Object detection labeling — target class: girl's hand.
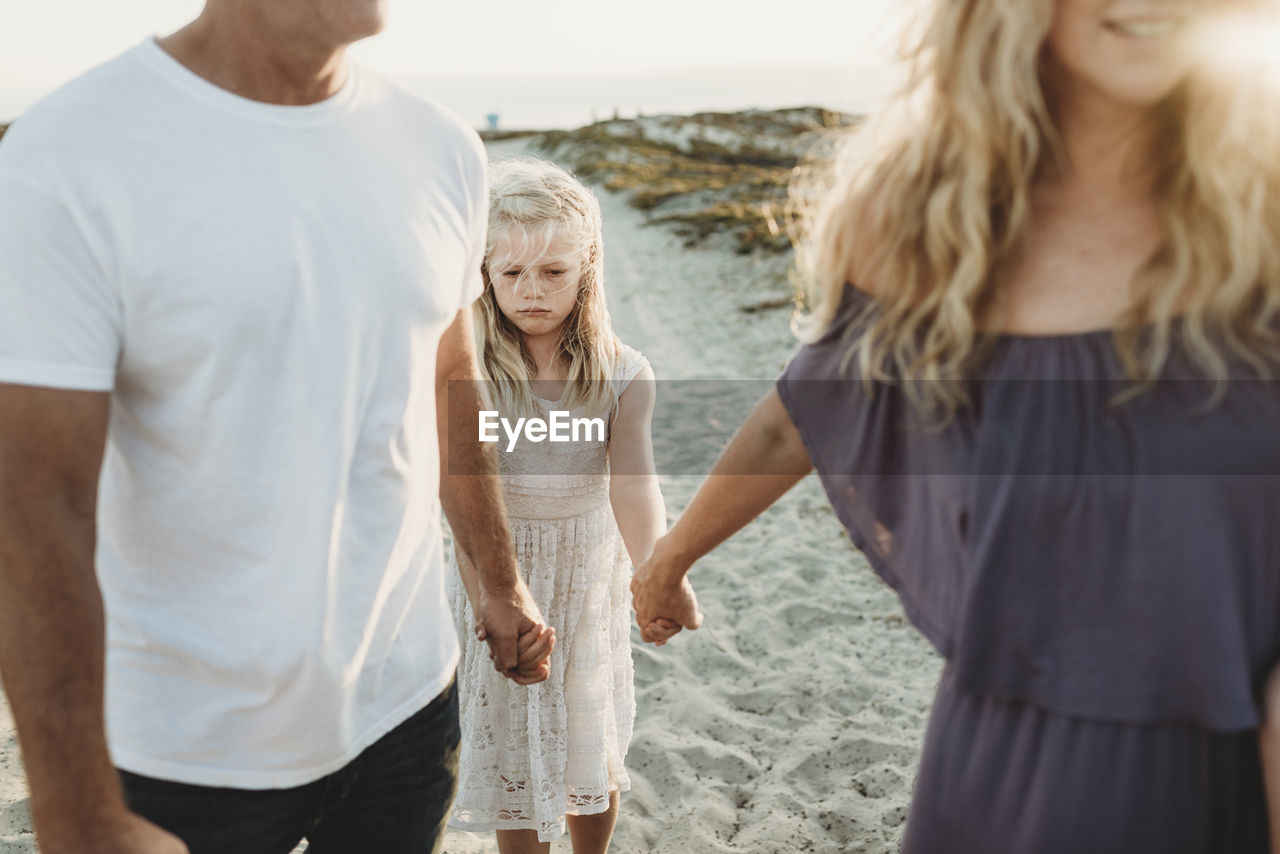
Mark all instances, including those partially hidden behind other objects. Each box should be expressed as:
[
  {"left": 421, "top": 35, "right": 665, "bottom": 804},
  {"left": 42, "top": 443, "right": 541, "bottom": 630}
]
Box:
[
  {"left": 631, "top": 550, "right": 702, "bottom": 646},
  {"left": 644, "top": 617, "right": 684, "bottom": 647}
]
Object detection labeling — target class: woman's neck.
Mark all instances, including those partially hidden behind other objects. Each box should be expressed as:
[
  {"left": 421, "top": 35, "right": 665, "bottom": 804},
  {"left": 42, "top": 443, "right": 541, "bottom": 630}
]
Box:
[{"left": 1043, "top": 72, "right": 1166, "bottom": 204}]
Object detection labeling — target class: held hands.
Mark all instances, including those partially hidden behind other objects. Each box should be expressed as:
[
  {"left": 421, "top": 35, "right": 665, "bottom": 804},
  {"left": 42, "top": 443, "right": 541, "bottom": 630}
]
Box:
[
  {"left": 475, "top": 621, "right": 555, "bottom": 685},
  {"left": 630, "top": 550, "right": 703, "bottom": 647},
  {"left": 475, "top": 578, "right": 555, "bottom": 685}
]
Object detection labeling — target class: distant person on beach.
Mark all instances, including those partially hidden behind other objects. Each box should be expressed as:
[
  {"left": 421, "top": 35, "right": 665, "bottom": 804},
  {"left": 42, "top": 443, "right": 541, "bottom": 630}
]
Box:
[
  {"left": 446, "top": 157, "right": 670, "bottom": 854},
  {"left": 632, "top": 0, "right": 1280, "bottom": 851},
  {"left": 0, "top": 2, "right": 554, "bottom": 853}
]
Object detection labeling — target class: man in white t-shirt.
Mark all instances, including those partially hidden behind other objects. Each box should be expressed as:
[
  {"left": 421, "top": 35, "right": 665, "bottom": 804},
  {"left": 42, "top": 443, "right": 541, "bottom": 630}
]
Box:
[{"left": 0, "top": 2, "right": 555, "bottom": 853}]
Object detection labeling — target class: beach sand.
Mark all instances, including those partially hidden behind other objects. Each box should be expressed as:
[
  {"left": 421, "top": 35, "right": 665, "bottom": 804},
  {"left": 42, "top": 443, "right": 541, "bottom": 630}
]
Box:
[{"left": 0, "top": 128, "right": 941, "bottom": 854}]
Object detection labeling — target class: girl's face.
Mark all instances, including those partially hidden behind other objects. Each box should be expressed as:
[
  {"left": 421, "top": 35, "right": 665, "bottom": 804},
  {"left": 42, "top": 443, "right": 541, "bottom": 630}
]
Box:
[
  {"left": 489, "top": 226, "right": 583, "bottom": 341},
  {"left": 1045, "top": 0, "right": 1202, "bottom": 107}
]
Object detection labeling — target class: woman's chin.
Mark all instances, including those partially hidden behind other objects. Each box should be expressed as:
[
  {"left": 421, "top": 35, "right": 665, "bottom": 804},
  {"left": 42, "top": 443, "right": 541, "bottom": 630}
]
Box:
[{"left": 1100, "top": 72, "right": 1187, "bottom": 107}]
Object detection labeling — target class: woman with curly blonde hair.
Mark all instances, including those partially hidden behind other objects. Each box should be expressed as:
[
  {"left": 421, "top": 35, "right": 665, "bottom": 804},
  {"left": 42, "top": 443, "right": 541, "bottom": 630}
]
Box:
[{"left": 631, "top": 0, "right": 1280, "bottom": 850}]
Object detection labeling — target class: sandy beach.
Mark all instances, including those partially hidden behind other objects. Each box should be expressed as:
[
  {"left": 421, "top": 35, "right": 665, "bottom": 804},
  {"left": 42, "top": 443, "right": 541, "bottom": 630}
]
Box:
[{"left": 0, "top": 118, "right": 941, "bottom": 854}]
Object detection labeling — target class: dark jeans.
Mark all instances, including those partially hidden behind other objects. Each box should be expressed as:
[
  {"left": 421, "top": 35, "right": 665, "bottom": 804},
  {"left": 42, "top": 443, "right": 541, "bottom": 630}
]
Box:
[{"left": 119, "top": 677, "right": 460, "bottom": 854}]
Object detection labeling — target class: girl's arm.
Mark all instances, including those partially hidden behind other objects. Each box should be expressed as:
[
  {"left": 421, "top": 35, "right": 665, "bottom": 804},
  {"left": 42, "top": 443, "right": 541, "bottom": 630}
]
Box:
[
  {"left": 607, "top": 364, "right": 683, "bottom": 641},
  {"left": 608, "top": 363, "right": 666, "bottom": 569},
  {"left": 1260, "top": 664, "right": 1280, "bottom": 853},
  {"left": 630, "top": 387, "right": 813, "bottom": 645}
]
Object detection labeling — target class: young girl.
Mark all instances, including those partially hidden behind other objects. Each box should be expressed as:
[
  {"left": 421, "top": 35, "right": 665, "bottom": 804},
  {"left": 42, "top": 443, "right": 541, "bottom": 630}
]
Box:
[{"left": 446, "top": 156, "right": 668, "bottom": 853}]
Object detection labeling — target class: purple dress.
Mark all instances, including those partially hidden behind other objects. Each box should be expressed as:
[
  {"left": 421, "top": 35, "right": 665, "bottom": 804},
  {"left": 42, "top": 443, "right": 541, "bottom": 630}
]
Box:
[{"left": 776, "top": 285, "right": 1280, "bottom": 853}]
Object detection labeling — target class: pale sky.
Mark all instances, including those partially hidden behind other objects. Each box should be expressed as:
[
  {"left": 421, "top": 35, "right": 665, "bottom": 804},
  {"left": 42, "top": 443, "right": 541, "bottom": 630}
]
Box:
[{"left": 0, "top": 1, "right": 911, "bottom": 125}]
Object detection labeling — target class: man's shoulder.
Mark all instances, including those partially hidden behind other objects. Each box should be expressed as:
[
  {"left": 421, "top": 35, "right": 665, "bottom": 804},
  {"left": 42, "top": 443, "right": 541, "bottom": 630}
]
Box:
[
  {"left": 358, "top": 66, "right": 485, "bottom": 164},
  {"left": 0, "top": 43, "right": 158, "bottom": 178}
]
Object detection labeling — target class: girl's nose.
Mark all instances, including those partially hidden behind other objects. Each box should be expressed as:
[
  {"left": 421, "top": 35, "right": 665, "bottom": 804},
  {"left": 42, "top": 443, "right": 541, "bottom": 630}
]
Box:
[{"left": 518, "top": 272, "right": 546, "bottom": 297}]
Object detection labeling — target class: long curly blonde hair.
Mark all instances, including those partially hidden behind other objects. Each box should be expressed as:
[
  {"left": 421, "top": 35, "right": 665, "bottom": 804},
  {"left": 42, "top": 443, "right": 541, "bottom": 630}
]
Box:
[
  {"left": 475, "top": 157, "right": 620, "bottom": 418},
  {"left": 794, "top": 0, "right": 1280, "bottom": 416}
]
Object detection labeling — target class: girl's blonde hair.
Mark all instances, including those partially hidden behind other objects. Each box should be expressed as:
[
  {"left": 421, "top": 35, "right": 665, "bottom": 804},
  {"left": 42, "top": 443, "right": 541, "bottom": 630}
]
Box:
[
  {"left": 476, "top": 156, "right": 620, "bottom": 418},
  {"left": 794, "top": 0, "right": 1280, "bottom": 417}
]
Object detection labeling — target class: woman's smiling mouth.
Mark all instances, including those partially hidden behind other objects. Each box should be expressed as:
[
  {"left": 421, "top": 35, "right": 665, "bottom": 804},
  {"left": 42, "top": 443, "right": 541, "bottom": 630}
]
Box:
[{"left": 1103, "top": 16, "right": 1185, "bottom": 39}]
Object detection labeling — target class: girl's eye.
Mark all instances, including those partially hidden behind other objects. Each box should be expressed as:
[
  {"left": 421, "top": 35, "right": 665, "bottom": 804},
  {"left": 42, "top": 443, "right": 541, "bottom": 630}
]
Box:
[
  {"left": 502, "top": 270, "right": 520, "bottom": 278},
  {"left": 547, "top": 270, "right": 565, "bottom": 276}
]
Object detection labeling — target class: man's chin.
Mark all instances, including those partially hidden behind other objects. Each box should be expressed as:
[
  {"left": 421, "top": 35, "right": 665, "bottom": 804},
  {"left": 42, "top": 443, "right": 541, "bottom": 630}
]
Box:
[
  {"left": 353, "top": 17, "right": 389, "bottom": 40},
  {"left": 350, "top": 2, "right": 390, "bottom": 40},
  {"left": 327, "top": 2, "right": 389, "bottom": 45}
]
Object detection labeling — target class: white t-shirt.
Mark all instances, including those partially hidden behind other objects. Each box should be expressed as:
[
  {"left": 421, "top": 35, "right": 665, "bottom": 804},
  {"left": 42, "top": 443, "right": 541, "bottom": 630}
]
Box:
[{"left": 0, "top": 39, "right": 486, "bottom": 788}]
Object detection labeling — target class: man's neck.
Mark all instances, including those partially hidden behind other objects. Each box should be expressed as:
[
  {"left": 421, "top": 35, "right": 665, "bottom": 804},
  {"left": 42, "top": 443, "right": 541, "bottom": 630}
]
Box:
[{"left": 158, "top": 6, "right": 349, "bottom": 106}]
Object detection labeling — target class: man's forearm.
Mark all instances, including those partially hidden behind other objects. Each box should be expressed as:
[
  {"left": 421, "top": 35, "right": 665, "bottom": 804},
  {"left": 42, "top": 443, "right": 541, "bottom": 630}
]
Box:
[
  {"left": 441, "top": 460, "right": 520, "bottom": 594},
  {"left": 438, "top": 377, "right": 520, "bottom": 594},
  {"left": 437, "top": 372, "right": 552, "bottom": 679},
  {"left": 0, "top": 494, "right": 125, "bottom": 842}
]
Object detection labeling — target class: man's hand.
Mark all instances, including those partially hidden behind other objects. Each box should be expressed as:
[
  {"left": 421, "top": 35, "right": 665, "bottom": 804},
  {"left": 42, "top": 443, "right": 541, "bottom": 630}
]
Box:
[
  {"left": 630, "top": 552, "right": 702, "bottom": 647},
  {"left": 474, "top": 579, "right": 554, "bottom": 684},
  {"left": 41, "top": 810, "right": 188, "bottom": 854},
  {"left": 476, "top": 620, "right": 556, "bottom": 685}
]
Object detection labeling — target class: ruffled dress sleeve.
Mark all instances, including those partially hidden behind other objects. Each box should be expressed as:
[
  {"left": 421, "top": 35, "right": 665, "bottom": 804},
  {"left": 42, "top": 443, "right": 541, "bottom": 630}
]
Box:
[
  {"left": 775, "top": 286, "right": 969, "bottom": 658},
  {"left": 776, "top": 284, "right": 1280, "bottom": 730}
]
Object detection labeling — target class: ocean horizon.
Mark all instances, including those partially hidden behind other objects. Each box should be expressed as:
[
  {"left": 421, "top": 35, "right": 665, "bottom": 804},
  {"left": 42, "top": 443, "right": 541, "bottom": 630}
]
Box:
[{"left": 0, "top": 61, "right": 901, "bottom": 131}]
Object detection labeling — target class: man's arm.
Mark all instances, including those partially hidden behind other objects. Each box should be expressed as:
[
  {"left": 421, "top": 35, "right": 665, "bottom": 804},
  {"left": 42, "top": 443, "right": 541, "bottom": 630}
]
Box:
[
  {"left": 0, "top": 384, "right": 186, "bottom": 854},
  {"left": 436, "top": 307, "right": 553, "bottom": 685}
]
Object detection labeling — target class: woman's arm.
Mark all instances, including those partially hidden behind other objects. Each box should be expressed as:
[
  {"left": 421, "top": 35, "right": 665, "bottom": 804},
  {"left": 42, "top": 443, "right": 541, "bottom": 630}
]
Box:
[
  {"left": 630, "top": 387, "right": 813, "bottom": 645},
  {"left": 1260, "top": 664, "right": 1280, "bottom": 853}
]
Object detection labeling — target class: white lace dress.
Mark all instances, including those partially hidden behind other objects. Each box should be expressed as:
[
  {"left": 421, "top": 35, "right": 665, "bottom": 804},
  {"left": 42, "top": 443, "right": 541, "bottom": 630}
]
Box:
[{"left": 446, "top": 345, "right": 649, "bottom": 843}]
